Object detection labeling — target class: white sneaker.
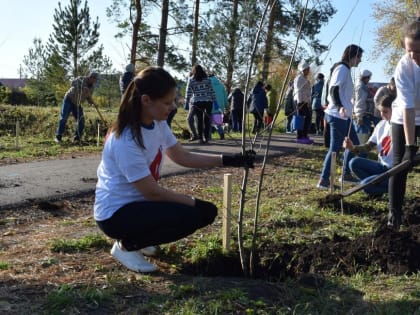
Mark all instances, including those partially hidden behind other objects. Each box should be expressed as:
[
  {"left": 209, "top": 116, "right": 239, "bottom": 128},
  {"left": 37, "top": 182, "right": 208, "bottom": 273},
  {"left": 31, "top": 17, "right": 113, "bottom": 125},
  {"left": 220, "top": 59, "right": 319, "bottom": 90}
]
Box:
[
  {"left": 140, "top": 246, "right": 157, "bottom": 257},
  {"left": 110, "top": 242, "right": 157, "bottom": 273}
]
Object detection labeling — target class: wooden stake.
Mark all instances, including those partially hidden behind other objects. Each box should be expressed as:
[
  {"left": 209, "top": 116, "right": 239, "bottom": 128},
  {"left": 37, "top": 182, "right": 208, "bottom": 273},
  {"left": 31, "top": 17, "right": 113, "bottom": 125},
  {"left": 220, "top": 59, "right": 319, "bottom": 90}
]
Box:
[
  {"left": 223, "top": 173, "right": 232, "bottom": 252},
  {"left": 15, "top": 120, "right": 19, "bottom": 149},
  {"left": 330, "top": 152, "right": 336, "bottom": 193},
  {"left": 97, "top": 123, "right": 100, "bottom": 147}
]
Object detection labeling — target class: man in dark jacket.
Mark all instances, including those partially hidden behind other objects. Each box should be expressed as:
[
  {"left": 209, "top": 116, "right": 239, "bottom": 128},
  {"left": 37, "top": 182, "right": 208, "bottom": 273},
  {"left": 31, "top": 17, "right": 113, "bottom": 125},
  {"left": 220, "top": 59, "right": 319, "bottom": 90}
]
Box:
[
  {"left": 228, "top": 88, "right": 244, "bottom": 132},
  {"left": 247, "top": 81, "right": 268, "bottom": 134},
  {"left": 119, "top": 64, "right": 135, "bottom": 95}
]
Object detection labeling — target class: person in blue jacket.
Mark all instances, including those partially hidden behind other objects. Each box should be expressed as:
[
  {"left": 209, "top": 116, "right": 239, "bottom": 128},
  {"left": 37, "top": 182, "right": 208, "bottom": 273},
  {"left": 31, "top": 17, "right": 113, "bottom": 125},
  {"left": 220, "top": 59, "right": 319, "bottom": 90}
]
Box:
[
  {"left": 247, "top": 81, "right": 268, "bottom": 134},
  {"left": 311, "top": 73, "right": 325, "bottom": 135}
]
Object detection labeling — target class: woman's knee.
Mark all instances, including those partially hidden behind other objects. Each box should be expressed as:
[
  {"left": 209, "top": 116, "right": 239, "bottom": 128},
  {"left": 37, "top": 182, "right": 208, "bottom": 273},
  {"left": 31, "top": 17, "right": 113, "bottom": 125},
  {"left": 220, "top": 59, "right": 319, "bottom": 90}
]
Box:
[{"left": 195, "top": 199, "right": 218, "bottom": 226}]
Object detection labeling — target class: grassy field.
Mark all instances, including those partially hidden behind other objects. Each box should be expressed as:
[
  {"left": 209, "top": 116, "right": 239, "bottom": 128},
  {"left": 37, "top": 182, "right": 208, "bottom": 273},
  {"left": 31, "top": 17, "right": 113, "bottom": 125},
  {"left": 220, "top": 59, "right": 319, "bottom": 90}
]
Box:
[{"left": 0, "top": 105, "right": 420, "bottom": 314}]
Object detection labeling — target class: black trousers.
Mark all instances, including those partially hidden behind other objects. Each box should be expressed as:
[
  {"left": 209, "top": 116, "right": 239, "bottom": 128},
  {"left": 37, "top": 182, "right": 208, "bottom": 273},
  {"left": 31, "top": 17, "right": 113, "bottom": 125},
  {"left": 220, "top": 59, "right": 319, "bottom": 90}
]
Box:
[
  {"left": 388, "top": 123, "right": 420, "bottom": 222},
  {"left": 297, "top": 103, "right": 311, "bottom": 139},
  {"left": 96, "top": 200, "right": 217, "bottom": 251},
  {"left": 192, "top": 101, "right": 213, "bottom": 141}
]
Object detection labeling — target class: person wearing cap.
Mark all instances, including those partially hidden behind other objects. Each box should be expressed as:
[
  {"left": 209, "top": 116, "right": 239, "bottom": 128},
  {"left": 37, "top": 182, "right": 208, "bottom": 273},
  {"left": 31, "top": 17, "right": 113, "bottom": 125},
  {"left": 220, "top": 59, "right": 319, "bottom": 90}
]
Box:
[
  {"left": 120, "top": 63, "right": 135, "bottom": 95},
  {"left": 317, "top": 44, "right": 364, "bottom": 189},
  {"left": 353, "top": 69, "right": 376, "bottom": 144},
  {"left": 55, "top": 72, "right": 99, "bottom": 143},
  {"left": 293, "top": 60, "right": 313, "bottom": 144}
]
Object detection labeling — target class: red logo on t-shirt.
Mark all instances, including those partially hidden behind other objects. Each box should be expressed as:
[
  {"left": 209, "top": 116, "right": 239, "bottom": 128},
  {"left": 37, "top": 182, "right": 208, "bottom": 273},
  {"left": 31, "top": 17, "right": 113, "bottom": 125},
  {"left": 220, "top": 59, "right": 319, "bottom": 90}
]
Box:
[
  {"left": 380, "top": 135, "right": 391, "bottom": 157},
  {"left": 149, "top": 146, "right": 163, "bottom": 181}
]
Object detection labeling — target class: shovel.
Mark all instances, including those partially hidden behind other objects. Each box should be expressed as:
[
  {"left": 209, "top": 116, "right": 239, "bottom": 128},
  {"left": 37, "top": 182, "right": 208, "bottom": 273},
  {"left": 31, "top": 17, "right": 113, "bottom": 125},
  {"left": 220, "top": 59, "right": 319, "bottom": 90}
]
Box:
[{"left": 321, "top": 155, "right": 420, "bottom": 203}]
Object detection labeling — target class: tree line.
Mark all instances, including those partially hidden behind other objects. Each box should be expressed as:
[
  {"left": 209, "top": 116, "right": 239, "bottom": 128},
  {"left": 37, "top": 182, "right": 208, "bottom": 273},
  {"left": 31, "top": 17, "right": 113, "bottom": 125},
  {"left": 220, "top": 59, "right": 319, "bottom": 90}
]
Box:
[{"left": 6, "top": 0, "right": 414, "bottom": 107}]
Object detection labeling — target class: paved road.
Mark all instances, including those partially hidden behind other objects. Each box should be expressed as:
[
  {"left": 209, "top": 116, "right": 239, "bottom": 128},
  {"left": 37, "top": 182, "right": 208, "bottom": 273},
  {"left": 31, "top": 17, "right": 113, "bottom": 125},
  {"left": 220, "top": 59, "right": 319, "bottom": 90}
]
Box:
[{"left": 0, "top": 133, "right": 319, "bottom": 209}]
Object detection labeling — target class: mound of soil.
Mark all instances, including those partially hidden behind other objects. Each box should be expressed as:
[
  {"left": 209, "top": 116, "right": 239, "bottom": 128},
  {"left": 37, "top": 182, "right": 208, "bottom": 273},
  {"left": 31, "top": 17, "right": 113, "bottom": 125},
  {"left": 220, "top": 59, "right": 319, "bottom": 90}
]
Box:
[{"left": 181, "top": 200, "right": 420, "bottom": 279}]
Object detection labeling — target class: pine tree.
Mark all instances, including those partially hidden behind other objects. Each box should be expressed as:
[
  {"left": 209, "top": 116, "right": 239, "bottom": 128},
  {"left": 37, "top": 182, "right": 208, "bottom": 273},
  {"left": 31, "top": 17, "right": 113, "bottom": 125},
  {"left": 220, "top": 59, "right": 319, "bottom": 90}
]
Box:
[{"left": 48, "top": 0, "right": 101, "bottom": 77}]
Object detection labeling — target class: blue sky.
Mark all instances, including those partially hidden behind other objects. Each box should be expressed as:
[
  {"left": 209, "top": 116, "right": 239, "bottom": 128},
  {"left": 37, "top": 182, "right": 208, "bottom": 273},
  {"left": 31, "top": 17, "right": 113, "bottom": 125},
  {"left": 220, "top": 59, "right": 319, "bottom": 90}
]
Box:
[{"left": 0, "top": 0, "right": 391, "bottom": 83}]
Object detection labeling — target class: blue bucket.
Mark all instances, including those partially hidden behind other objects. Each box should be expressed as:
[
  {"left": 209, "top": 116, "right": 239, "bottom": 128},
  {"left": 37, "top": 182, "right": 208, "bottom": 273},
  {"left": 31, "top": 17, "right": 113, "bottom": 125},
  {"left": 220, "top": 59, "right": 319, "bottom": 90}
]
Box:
[{"left": 292, "top": 115, "right": 305, "bottom": 131}]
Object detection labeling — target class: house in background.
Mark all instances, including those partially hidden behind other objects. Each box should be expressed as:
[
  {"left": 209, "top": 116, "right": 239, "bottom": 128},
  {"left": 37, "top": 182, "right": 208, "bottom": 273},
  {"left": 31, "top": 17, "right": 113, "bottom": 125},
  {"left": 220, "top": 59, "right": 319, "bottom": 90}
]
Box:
[{"left": 0, "top": 78, "right": 27, "bottom": 90}]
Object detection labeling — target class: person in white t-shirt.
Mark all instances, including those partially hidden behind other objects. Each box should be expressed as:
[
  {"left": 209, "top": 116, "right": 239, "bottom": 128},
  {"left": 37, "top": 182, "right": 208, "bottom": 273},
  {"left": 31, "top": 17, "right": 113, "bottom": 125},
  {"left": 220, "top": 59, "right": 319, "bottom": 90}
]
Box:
[
  {"left": 316, "top": 44, "right": 364, "bottom": 189},
  {"left": 94, "top": 67, "right": 255, "bottom": 273},
  {"left": 387, "top": 18, "right": 420, "bottom": 230},
  {"left": 343, "top": 94, "right": 395, "bottom": 197}
]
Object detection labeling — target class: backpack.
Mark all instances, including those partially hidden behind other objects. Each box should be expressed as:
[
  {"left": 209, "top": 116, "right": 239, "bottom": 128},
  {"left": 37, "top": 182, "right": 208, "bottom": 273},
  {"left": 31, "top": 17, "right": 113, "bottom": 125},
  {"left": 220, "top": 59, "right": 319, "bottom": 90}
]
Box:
[{"left": 320, "top": 61, "right": 347, "bottom": 108}]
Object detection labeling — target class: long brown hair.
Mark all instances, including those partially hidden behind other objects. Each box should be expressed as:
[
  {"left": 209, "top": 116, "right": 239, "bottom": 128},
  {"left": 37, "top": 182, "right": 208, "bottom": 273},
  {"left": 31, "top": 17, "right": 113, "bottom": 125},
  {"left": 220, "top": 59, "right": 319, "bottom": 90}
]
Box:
[
  {"left": 341, "top": 44, "right": 364, "bottom": 64},
  {"left": 113, "top": 67, "right": 176, "bottom": 148}
]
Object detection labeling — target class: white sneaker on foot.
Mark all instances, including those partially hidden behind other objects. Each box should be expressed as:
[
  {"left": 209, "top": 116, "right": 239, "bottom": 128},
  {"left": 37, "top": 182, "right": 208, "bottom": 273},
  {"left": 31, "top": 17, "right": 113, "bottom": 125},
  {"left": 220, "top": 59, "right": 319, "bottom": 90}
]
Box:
[
  {"left": 140, "top": 246, "right": 157, "bottom": 257},
  {"left": 110, "top": 242, "right": 157, "bottom": 273}
]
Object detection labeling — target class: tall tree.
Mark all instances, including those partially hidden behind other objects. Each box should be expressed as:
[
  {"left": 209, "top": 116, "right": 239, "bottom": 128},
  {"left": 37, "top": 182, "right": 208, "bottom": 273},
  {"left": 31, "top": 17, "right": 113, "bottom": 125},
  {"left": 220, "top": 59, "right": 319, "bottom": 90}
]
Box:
[
  {"left": 199, "top": 0, "right": 335, "bottom": 91},
  {"left": 226, "top": 0, "right": 240, "bottom": 92},
  {"left": 191, "top": 0, "right": 200, "bottom": 66},
  {"left": 157, "top": 0, "right": 169, "bottom": 66},
  {"left": 21, "top": 38, "right": 52, "bottom": 106},
  {"left": 107, "top": 0, "right": 188, "bottom": 71},
  {"left": 131, "top": 0, "right": 142, "bottom": 64},
  {"left": 261, "top": 0, "right": 277, "bottom": 82},
  {"left": 22, "top": 38, "right": 48, "bottom": 80},
  {"left": 372, "top": 0, "right": 419, "bottom": 74},
  {"left": 48, "top": 0, "right": 101, "bottom": 77}
]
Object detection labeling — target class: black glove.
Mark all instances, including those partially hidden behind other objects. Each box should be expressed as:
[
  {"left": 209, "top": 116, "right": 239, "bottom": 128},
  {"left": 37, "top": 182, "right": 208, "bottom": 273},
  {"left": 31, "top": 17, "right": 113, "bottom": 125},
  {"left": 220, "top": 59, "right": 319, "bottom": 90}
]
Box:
[
  {"left": 222, "top": 150, "right": 256, "bottom": 168},
  {"left": 402, "top": 145, "right": 418, "bottom": 168}
]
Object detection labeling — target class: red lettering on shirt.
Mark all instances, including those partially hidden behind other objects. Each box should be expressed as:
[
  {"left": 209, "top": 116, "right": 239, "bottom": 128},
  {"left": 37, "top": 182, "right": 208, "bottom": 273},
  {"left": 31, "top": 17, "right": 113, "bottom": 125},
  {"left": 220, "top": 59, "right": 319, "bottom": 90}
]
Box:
[{"left": 149, "top": 146, "right": 163, "bottom": 181}]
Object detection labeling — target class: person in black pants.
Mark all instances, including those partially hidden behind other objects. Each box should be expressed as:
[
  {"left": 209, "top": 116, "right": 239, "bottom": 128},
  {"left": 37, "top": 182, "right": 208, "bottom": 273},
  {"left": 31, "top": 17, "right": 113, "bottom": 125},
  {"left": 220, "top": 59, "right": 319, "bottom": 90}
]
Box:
[
  {"left": 94, "top": 67, "right": 255, "bottom": 273},
  {"left": 387, "top": 17, "right": 420, "bottom": 230}
]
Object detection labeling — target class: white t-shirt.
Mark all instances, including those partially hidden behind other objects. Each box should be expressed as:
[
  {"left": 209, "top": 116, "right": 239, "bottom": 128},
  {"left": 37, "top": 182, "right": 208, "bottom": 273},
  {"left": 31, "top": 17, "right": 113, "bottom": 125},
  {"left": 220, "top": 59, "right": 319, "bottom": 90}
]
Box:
[
  {"left": 325, "top": 64, "right": 354, "bottom": 120},
  {"left": 391, "top": 54, "right": 420, "bottom": 125},
  {"left": 368, "top": 119, "right": 393, "bottom": 168},
  {"left": 94, "top": 121, "right": 178, "bottom": 221}
]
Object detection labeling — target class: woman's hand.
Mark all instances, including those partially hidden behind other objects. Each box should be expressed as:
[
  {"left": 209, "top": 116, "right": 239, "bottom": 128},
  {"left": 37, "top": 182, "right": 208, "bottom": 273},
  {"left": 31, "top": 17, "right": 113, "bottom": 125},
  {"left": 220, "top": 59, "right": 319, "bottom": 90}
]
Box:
[
  {"left": 343, "top": 137, "right": 354, "bottom": 151},
  {"left": 339, "top": 107, "right": 348, "bottom": 118}
]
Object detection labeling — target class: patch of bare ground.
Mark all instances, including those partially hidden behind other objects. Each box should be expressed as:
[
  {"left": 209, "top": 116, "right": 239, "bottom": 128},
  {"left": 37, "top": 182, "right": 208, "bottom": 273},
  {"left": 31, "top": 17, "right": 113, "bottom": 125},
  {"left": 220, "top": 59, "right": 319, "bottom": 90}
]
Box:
[{"left": 0, "top": 154, "right": 419, "bottom": 313}]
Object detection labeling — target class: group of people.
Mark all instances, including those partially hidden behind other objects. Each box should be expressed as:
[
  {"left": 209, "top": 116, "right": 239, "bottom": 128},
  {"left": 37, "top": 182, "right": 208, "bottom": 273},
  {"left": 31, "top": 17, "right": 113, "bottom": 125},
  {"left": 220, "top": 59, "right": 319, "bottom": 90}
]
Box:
[
  {"left": 282, "top": 62, "right": 328, "bottom": 144},
  {"left": 317, "top": 18, "right": 419, "bottom": 232},
  {"left": 52, "top": 18, "right": 418, "bottom": 273}
]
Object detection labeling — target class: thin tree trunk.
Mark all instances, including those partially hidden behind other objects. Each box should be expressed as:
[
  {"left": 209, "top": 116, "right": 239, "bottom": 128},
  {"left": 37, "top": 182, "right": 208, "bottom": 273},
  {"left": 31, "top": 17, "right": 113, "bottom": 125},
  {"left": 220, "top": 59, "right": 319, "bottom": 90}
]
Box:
[
  {"left": 191, "top": 0, "right": 200, "bottom": 66},
  {"left": 226, "top": 0, "right": 239, "bottom": 93},
  {"left": 237, "top": 0, "right": 271, "bottom": 278},
  {"left": 130, "top": 0, "right": 142, "bottom": 64},
  {"left": 261, "top": 0, "right": 276, "bottom": 82},
  {"left": 248, "top": 0, "right": 310, "bottom": 277},
  {"left": 157, "top": 0, "right": 169, "bottom": 67}
]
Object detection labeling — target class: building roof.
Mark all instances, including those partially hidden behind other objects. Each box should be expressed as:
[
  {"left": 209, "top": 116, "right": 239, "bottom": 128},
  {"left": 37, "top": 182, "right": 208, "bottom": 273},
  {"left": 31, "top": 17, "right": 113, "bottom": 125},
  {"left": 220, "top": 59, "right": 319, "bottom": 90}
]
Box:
[{"left": 0, "top": 78, "right": 26, "bottom": 89}]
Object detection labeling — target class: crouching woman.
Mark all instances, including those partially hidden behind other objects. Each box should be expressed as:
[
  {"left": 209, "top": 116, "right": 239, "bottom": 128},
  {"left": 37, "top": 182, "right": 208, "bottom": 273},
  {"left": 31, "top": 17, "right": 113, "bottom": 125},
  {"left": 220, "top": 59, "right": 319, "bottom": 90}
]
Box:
[{"left": 94, "top": 67, "right": 254, "bottom": 273}]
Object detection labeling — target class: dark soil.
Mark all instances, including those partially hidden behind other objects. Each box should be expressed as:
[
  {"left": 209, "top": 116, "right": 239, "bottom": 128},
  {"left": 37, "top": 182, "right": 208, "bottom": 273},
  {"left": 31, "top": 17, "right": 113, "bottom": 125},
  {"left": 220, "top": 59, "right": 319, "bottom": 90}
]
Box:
[
  {"left": 1, "top": 153, "right": 419, "bottom": 313},
  {"left": 180, "top": 199, "right": 420, "bottom": 279}
]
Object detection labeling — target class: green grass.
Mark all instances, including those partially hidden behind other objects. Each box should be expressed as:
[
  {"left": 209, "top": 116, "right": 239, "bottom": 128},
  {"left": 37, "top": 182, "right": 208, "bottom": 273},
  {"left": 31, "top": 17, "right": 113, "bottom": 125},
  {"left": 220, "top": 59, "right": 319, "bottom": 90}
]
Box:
[
  {"left": 2, "top": 105, "right": 420, "bottom": 314},
  {"left": 0, "top": 261, "right": 10, "bottom": 270},
  {"left": 49, "top": 234, "right": 110, "bottom": 253},
  {"left": 0, "top": 104, "right": 286, "bottom": 160},
  {"left": 46, "top": 284, "right": 112, "bottom": 314}
]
